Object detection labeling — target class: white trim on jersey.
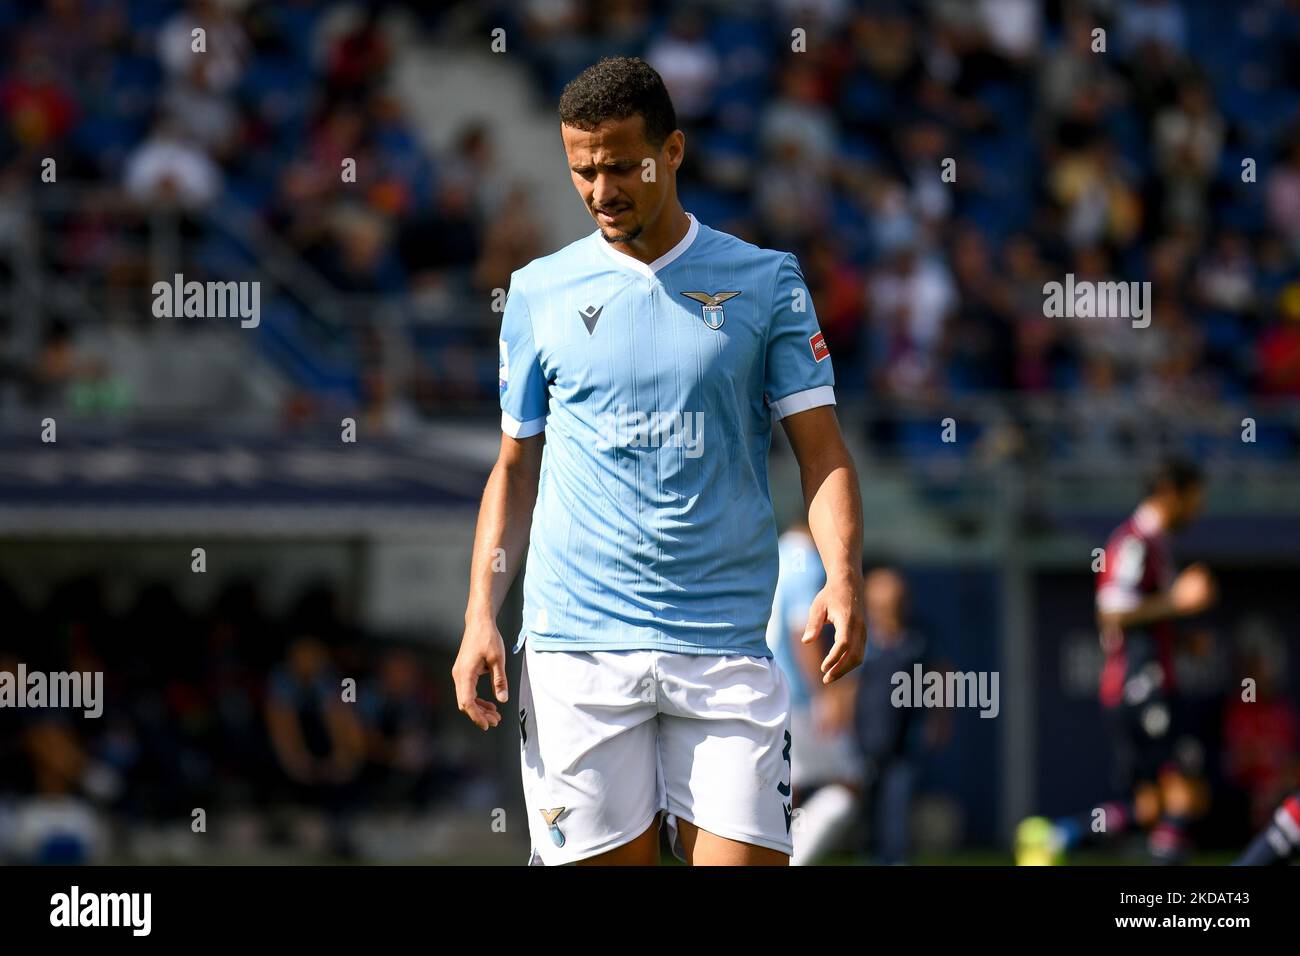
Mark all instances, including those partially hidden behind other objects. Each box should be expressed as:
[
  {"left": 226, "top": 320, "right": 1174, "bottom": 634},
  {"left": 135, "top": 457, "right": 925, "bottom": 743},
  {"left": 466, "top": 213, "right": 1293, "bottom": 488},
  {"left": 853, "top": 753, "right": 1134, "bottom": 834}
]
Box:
[
  {"left": 1097, "top": 583, "right": 1142, "bottom": 613},
  {"left": 768, "top": 385, "right": 837, "bottom": 421},
  {"left": 502, "top": 411, "right": 546, "bottom": 439},
  {"left": 596, "top": 213, "right": 700, "bottom": 278}
]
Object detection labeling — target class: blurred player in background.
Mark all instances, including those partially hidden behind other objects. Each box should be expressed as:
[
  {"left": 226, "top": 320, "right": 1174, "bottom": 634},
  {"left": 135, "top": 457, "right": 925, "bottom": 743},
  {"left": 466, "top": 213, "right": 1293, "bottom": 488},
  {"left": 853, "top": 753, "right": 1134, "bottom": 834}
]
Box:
[
  {"left": 766, "top": 521, "right": 862, "bottom": 866},
  {"left": 854, "top": 568, "right": 936, "bottom": 865},
  {"left": 1235, "top": 790, "right": 1300, "bottom": 865},
  {"left": 1017, "top": 458, "right": 1216, "bottom": 865},
  {"left": 452, "top": 57, "right": 866, "bottom": 866}
]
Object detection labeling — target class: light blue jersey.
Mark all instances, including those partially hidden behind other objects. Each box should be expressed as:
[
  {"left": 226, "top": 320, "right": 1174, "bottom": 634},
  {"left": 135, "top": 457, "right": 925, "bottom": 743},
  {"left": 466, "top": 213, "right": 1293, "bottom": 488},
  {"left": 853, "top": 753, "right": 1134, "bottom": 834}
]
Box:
[
  {"left": 498, "top": 214, "right": 835, "bottom": 657},
  {"left": 764, "top": 530, "right": 825, "bottom": 708}
]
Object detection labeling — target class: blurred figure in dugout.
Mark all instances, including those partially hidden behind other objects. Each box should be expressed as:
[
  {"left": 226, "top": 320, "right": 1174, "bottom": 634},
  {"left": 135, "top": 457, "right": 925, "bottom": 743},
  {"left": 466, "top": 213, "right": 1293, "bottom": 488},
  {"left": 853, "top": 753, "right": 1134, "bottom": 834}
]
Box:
[
  {"left": 853, "top": 569, "right": 938, "bottom": 865},
  {"left": 766, "top": 522, "right": 862, "bottom": 866}
]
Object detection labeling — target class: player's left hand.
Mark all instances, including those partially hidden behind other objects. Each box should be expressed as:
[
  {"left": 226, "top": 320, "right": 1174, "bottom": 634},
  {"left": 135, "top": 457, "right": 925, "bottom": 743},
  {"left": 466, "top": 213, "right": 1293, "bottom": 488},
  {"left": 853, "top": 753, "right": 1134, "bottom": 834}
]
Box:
[{"left": 801, "top": 573, "right": 866, "bottom": 684}]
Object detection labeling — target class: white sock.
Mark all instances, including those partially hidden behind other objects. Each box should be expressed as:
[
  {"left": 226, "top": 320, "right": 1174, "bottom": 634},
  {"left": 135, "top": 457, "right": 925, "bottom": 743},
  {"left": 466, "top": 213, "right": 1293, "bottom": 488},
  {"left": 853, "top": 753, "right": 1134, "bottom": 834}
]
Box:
[{"left": 791, "top": 783, "right": 857, "bottom": 866}]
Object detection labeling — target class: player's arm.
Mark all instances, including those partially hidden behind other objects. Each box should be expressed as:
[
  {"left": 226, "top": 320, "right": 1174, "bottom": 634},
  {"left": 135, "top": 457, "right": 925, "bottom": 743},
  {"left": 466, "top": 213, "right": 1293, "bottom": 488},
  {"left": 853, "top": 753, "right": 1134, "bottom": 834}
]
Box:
[
  {"left": 452, "top": 431, "right": 544, "bottom": 730},
  {"left": 782, "top": 405, "right": 866, "bottom": 683},
  {"left": 323, "top": 698, "right": 366, "bottom": 780},
  {"left": 266, "top": 698, "right": 316, "bottom": 782},
  {"left": 454, "top": 270, "right": 547, "bottom": 730},
  {"left": 1096, "top": 561, "right": 1217, "bottom": 630}
]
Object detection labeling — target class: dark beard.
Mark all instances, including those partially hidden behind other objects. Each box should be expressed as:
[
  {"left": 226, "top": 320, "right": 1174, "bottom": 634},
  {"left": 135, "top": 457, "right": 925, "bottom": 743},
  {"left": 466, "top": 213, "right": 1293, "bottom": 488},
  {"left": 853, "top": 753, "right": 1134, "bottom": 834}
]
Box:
[{"left": 599, "top": 222, "right": 642, "bottom": 243}]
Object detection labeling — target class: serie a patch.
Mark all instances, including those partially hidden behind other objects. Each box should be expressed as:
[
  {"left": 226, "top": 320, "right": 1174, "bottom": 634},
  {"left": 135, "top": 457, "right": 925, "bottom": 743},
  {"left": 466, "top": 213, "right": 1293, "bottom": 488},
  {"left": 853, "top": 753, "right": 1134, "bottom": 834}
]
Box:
[{"left": 809, "top": 331, "right": 830, "bottom": 362}]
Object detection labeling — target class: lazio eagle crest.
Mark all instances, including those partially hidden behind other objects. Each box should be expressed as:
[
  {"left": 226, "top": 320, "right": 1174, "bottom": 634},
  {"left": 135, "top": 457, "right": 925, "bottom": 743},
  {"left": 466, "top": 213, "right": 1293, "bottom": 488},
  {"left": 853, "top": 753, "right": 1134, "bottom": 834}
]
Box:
[{"left": 680, "top": 290, "right": 741, "bottom": 329}]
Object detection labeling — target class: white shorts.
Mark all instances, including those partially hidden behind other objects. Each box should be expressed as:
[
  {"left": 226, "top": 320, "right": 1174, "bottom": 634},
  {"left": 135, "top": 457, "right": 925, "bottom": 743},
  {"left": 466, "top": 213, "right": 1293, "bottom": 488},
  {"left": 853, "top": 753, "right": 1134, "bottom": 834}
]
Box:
[{"left": 518, "top": 642, "right": 793, "bottom": 865}]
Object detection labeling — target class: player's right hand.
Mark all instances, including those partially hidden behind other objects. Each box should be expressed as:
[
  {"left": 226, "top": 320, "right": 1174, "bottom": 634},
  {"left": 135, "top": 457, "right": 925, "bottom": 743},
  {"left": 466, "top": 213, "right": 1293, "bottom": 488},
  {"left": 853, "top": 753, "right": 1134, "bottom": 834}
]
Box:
[
  {"left": 452, "top": 618, "right": 509, "bottom": 730},
  {"left": 1171, "top": 563, "right": 1217, "bottom": 616}
]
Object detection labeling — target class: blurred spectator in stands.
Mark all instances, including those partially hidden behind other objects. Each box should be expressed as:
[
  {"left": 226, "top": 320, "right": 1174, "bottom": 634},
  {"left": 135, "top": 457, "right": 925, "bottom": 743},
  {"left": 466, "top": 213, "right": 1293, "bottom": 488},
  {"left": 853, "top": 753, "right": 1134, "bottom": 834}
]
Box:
[
  {"left": 1039, "top": 11, "right": 1123, "bottom": 121},
  {"left": 1153, "top": 77, "right": 1224, "bottom": 229},
  {"left": 266, "top": 634, "right": 365, "bottom": 854},
  {"left": 439, "top": 122, "right": 507, "bottom": 222},
  {"left": 160, "top": 53, "right": 243, "bottom": 162},
  {"left": 27, "top": 319, "right": 107, "bottom": 408},
  {"left": 518, "top": 0, "right": 598, "bottom": 99},
  {"left": 157, "top": 0, "right": 248, "bottom": 93},
  {"left": 1258, "top": 284, "right": 1300, "bottom": 396},
  {"left": 0, "top": 45, "right": 77, "bottom": 151},
  {"left": 321, "top": 203, "right": 404, "bottom": 295},
  {"left": 593, "top": 0, "right": 652, "bottom": 53},
  {"left": 1049, "top": 135, "right": 1142, "bottom": 251},
  {"left": 123, "top": 118, "right": 222, "bottom": 209},
  {"left": 947, "top": 225, "right": 1016, "bottom": 392},
  {"left": 645, "top": 9, "right": 719, "bottom": 130},
  {"left": 760, "top": 60, "right": 838, "bottom": 180},
  {"left": 1196, "top": 230, "right": 1256, "bottom": 317},
  {"left": 1117, "top": 0, "right": 1188, "bottom": 61},
  {"left": 867, "top": 235, "right": 956, "bottom": 400},
  {"left": 359, "top": 647, "right": 444, "bottom": 810},
  {"left": 326, "top": 6, "right": 391, "bottom": 99},
  {"left": 399, "top": 179, "right": 481, "bottom": 292},
  {"left": 897, "top": 120, "right": 956, "bottom": 237},
  {"left": 977, "top": 0, "right": 1041, "bottom": 66},
  {"left": 1266, "top": 131, "right": 1300, "bottom": 256},
  {"left": 755, "top": 134, "right": 834, "bottom": 249},
  {"left": 474, "top": 183, "right": 544, "bottom": 295}
]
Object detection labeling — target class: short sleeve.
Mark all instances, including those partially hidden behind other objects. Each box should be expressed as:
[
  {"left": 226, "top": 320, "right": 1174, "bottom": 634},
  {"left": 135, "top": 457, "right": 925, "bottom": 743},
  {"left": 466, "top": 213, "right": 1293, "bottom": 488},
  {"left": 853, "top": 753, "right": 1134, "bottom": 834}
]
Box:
[
  {"left": 1097, "top": 534, "right": 1146, "bottom": 613},
  {"left": 763, "top": 253, "right": 836, "bottom": 420},
  {"left": 498, "top": 273, "right": 548, "bottom": 438}
]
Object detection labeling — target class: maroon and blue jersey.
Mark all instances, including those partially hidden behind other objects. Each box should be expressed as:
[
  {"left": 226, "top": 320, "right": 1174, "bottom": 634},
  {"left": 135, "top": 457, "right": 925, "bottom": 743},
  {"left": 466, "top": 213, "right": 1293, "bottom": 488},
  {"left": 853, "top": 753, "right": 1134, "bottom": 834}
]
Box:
[{"left": 1094, "top": 504, "right": 1175, "bottom": 708}]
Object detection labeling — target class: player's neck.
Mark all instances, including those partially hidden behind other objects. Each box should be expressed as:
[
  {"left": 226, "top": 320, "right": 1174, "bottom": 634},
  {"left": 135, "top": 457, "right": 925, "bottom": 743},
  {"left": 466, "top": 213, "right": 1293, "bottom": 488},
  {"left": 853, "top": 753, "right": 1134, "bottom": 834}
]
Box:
[{"left": 610, "top": 203, "right": 691, "bottom": 265}]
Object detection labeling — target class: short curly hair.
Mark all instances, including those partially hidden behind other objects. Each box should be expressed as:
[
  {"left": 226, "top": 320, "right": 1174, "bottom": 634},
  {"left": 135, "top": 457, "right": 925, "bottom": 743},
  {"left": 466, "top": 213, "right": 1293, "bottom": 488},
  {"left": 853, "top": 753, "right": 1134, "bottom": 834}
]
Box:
[{"left": 558, "top": 57, "right": 677, "bottom": 147}]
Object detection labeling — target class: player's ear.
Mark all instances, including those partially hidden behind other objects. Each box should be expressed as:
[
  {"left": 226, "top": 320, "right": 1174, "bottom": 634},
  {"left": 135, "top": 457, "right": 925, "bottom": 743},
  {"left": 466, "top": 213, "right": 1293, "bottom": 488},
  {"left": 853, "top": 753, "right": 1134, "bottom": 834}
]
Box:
[{"left": 664, "top": 129, "right": 685, "bottom": 170}]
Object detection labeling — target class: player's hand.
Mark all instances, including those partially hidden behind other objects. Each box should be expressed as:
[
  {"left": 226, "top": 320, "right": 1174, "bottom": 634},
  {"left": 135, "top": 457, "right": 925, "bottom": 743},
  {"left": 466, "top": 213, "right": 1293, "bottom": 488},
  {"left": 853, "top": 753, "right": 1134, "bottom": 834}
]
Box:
[
  {"left": 802, "top": 573, "right": 867, "bottom": 684},
  {"left": 452, "top": 616, "right": 509, "bottom": 731},
  {"left": 1171, "top": 563, "right": 1217, "bottom": 617}
]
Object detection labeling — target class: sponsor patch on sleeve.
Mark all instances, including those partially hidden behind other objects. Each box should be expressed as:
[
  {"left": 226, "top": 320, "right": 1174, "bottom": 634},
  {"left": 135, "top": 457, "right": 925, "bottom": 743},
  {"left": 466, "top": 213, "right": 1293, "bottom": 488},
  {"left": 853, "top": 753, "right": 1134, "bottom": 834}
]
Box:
[{"left": 809, "top": 331, "right": 830, "bottom": 363}]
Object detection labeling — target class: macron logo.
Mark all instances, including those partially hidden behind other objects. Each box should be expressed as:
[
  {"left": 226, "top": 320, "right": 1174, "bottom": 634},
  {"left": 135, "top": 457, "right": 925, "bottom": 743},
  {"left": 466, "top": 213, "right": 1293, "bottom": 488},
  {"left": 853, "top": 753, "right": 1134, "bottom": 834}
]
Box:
[{"left": 579, "top": 305, "right": 603, "bottom": 334}]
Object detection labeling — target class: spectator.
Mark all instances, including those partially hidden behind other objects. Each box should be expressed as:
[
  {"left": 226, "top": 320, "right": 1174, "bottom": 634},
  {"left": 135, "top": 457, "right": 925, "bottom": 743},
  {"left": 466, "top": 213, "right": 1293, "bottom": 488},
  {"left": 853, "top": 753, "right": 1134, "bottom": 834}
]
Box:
[{"left": 123, "top": 119, "right": 222, "bottom": 209}]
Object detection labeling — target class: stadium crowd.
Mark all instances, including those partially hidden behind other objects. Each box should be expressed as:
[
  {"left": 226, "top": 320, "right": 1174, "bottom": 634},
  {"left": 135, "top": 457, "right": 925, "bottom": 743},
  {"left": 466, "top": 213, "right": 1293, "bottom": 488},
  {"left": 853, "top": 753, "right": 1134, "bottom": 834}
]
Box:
[
  {"left": 0, "top": 575, "right": 491, "bottom": 862},
  {"left": 0, "top": 0, "right": 1296, "bottom": 458}
]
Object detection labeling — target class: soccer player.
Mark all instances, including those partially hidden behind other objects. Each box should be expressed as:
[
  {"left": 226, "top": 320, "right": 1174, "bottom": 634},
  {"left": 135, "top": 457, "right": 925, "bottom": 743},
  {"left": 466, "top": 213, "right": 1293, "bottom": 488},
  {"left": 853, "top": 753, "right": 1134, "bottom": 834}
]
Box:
[
  {"left": 765, "top": 521, "right": 862, "bottom": 866},
  {"left": 1016, "top": 457, "right": 1216, "bottom": 865},
  {"left": 1234, "top": 791, "right": 1300, "bottom": 865},
  {"left": 451, "top": 56, "right": 866, "bottom": 866}
]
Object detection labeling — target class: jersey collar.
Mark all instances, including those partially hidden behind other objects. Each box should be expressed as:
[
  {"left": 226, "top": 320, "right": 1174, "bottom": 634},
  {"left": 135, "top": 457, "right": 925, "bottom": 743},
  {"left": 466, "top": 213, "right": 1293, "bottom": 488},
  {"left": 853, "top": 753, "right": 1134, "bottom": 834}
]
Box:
[{"left": 596, "top": 212, "right": 699, "bottom": 280}]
